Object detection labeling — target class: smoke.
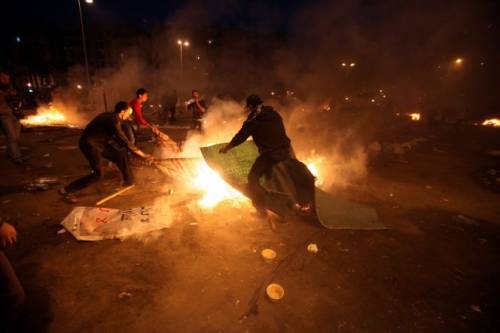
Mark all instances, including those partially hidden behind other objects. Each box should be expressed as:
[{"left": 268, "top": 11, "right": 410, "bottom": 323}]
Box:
[
  {"left": 154, "top": 96, "right": 368, "bottom": 189},
  {"left": 50, "top": 0, "right": 497, "bottom": 191},
  {"left": 170, "top": 98, "right": 246, "bottom": 158}
]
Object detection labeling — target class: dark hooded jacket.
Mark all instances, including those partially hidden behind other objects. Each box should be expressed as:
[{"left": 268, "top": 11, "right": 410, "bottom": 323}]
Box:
[{"left": 229, "top": 105, "right": 291, "bottom": 154}]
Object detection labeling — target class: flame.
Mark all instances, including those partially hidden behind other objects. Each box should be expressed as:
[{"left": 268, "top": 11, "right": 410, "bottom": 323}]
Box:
[
  {"left": 482, "top": 118, "right": 500, "bottom": 127},
  {"left": 190, "top": 161, "right": 246, "bottom": 209},
  {"left": 21, "top": 105, "right": 74, "bottom": 127},
  {"left": 409, "top": 113, "right": 421, "bottom": 121},
  {"left": 305, "top": 156, "right": 325, "bottom": 187}
]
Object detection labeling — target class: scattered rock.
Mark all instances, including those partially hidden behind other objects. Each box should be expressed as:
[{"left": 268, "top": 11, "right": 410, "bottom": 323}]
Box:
[
  {"left": 57, "top": 146, "right": 78, "bottom": 151},
  {"left": 470, "top": 304, "right": 482, "bottom": 313},
  {"left": 118, "top": 292, "right": 132, "bottom": 299},
  {"left": 35, "top": 177, "right": 60, "bottom": 185},
  {"left": 454, "top": 215, "right": 479, "bottom": 226}
]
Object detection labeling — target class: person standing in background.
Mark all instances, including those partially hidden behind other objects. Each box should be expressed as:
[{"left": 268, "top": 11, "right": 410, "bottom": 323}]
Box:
[
  {"left": 162, "top": 89, "right": 178, "bottom": 124},
  {"left": 129, "top": 88, "right": 158, "bottom": 141},
  {"left": 186, "top": 89, "right": 207, "bottom": 131},
  {"left": 0, "top": 71, "right": 26, "bottom": 164}
]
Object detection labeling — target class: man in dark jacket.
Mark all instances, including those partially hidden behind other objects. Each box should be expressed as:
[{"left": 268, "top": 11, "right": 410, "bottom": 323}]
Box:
[
  {"left": 220, "top": 94, "right": 313, "bottom": 216},
  {"left": 0, "top": 71, "right": 25, "bottom": 164},
  {"left": 60, "top": 101, "right": 154, "bottom": 201}
]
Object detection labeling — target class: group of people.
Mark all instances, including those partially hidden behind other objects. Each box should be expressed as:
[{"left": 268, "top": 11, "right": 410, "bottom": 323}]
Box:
[{"left": 1, "top": 78, "right": 314, "bottom": 330}]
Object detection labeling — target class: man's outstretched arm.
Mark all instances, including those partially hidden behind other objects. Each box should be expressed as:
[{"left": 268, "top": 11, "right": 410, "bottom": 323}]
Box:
[{"left": 219, "top": 119, "right": 256, "bottom": 154}]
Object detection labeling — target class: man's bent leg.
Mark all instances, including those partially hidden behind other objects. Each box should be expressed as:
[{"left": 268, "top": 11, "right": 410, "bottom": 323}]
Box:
[
  {"left": 248, "top": 154, "right": 275, "bottom": 213},
  {"left": 0, "top": 251, "right": 25, "bottom": 333},
  {"left": 103, "top": 146, "right": 134, "bottom": 186},
  {"left": 64, "top": 142, "right": 103, "bottom": 193}
]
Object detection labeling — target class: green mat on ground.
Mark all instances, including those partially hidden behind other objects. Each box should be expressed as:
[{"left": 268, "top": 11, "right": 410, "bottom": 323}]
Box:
[{"left": 200, "top": 141, "right": 385, "bottom": 230}]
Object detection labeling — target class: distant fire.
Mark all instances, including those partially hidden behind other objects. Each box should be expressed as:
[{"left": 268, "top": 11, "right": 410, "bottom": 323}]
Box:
[
  {"left": 21, "top": 105, "right": 77, "bottom": 127},
  {"left": 409, "top": 113, "right": 421, "bottom": 121},
  {"left": 482, "top": 118, "right": 500, "bottom": 128}
]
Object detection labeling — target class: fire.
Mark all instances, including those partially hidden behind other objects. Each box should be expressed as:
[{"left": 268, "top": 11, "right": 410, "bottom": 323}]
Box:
[
  {"left": 305, "top": 157, "right": 325, "bottom": 187},
  {"left": 482, "top": 118, "right": 500, "bottom": 127},
  {"left": 409, "top": 113, "right": 421, "bottom": 121},
  {"left": 21, "top": 105, "right": 74, "bottom": 127},
  {"left": 191, "top": 161, "right": 246, "bottom": 209}
]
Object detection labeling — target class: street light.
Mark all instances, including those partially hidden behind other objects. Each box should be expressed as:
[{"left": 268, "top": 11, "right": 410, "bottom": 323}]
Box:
[
  {"left": 77, "top": 0, "right": 93, "bottom": 89},
  {"left": 177, "top": 39, "right": 190, "bottom": 76}
]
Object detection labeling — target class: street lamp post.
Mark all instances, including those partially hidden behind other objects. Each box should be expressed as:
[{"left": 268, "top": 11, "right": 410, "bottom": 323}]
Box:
[
  {"left": 77, "top": 0, "right": 93, "bottom": 88},
  {"left": 177, "top": 39, "right": 189, "bottom": 77}
]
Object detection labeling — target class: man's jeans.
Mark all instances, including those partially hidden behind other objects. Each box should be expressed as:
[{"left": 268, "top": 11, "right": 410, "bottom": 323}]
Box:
[
  {"left": 0, "top": 114, "right": 22, "bottom": 161},
  {"left": 0, "top": 251, "right": 25, "bottom": 332}
]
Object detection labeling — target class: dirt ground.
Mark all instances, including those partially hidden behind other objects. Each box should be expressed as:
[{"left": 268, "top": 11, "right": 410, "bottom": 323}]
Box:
[{"left": 1, "top": 120, "right": 499, "bottom": 333}]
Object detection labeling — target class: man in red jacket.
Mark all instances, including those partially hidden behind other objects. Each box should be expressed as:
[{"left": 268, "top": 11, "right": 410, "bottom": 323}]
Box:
[{"left": 128, "top": 88, "right": 158, "bottom": 143}]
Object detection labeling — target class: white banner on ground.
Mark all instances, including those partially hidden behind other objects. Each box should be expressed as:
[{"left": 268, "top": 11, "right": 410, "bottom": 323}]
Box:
[{"left": 61, "top": 206, "right": 170, "bottom": 241}]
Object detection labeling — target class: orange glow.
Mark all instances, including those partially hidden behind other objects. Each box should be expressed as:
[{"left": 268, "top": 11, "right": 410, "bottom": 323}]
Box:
[
  {"left": 482, "top": 118, "right": 500, "bottom": 127},
  {"left": 409, "top": 113, "right": 421, "bottom": 121},
  {"left": 21, "top": 105, "right": 75, "bottom": 127},
  {"left": 304, "top": 156, "right": 325, "bottom": 187},
  {"left": 190, "top": 161, "right": 246, "bottom": 209}
]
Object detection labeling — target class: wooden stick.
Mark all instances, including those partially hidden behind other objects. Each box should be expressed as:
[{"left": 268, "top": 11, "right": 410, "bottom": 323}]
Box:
[{"left": 96, "top": 185, "right": 135, "bottom": 206}]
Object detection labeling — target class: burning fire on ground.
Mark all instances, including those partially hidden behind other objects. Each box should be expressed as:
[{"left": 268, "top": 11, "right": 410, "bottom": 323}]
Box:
[
  {"left": 190, "top": 161, "right": 246, "bottom": 209},
  {"left": 21, "top": 105, "right": 78, "bottom": 128},
  {"left": 409, "top": 113, "right": 421, "bottom": 121},
  {"left": 186, "top": 158, "right": 323, "bottom": 210},
  {"left": 482, "top": 118, "right": 500, "bottom": 128}
]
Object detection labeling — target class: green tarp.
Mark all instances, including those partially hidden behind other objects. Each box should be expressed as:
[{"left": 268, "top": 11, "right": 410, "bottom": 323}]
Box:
[{"left": 200, "top": 141, "right": 385, "bottom": 230}]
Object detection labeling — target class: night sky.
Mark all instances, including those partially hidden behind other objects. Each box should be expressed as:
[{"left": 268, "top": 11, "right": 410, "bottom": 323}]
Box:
[{"left": 6, "top": 0, "right": 304, "bottom": 32}]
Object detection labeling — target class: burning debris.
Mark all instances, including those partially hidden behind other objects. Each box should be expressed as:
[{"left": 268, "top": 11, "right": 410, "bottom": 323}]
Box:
[
  {"left": 482, "top": 118, "right": 500, "bottom": 128},
  {"left": 408, "top": 113, "right": 421, "bottom": 121},
  {"left": 21, "top": 105, "right": 79, "bottom": 128}
]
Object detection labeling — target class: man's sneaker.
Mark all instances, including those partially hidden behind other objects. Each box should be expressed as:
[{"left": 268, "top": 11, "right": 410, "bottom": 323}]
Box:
[{"left": 58, "top": 188, "right": 78, "bottom": 204}]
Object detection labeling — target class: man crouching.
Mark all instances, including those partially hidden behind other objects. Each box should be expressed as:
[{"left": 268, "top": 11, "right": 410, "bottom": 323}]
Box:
[
  {"left": 60, "top": 101, "right": 154, "bottom": 202},
  {"left": 219, "top": 95, "right": 314, "bottom": 217}
]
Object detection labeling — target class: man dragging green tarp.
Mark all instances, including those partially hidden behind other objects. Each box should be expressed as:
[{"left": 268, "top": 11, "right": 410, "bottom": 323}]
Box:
[{"left": 219, "top": 94, "right": 315, "bottom": 217}]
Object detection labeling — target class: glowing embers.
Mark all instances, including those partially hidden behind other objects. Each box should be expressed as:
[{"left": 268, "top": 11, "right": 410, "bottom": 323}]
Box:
[
  {"left": 190, "top": 161, "right": 246, "bottom": 209},
  {"left": 21, "top": 105, "right": 75, "bottom": 127},
  {"left": 409, "top": 113, "right": 421, "bottom": 121},
  {"left": 482, "top": 118, "right": 500, "bottom": 128}
]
